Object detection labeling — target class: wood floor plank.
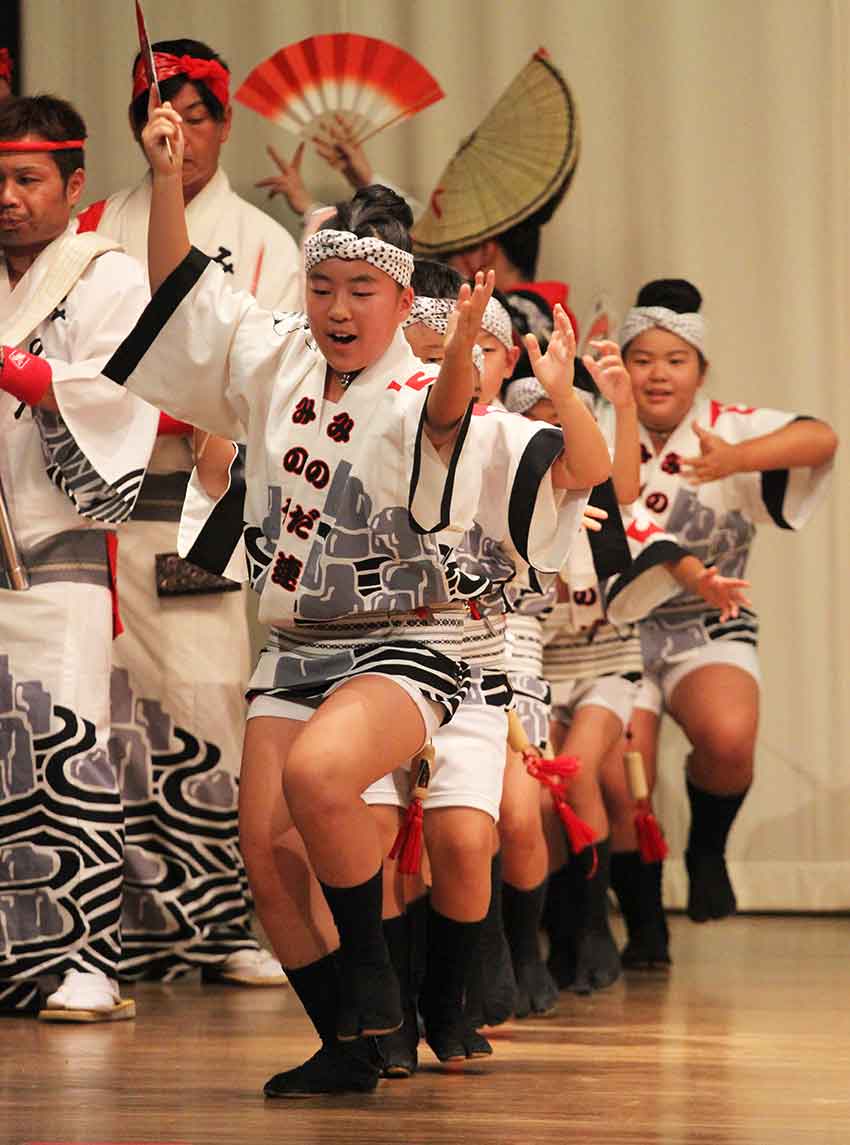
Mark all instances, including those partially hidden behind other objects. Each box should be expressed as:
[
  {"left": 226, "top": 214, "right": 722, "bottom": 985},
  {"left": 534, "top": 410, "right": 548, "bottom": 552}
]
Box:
[{"left": 2, "top": 916, "right": 849, "bottom": 1145}]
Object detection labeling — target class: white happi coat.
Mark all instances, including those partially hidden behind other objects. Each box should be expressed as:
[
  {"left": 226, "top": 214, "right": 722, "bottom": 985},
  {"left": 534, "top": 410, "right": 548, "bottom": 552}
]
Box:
[
  {"left": 605, "top": 395, "right": 833, "bottom": 670},
  {"left": 0, "top": 225, "right": 156, "bottom": 1007}
]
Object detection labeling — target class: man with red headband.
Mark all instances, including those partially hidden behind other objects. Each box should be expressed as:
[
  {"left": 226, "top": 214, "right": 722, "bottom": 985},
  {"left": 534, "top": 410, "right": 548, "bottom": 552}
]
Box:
[
  {"left": 0, "top": 94, "right": 158, "bottom": 1019},
  {"left": 76, "top": 38, "right": 299, "bottom": 988}
]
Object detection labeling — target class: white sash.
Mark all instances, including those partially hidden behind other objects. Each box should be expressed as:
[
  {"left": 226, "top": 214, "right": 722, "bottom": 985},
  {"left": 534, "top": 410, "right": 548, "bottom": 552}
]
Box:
[{"left": 0, "top": 231, "right": 120, "bottom": 349}]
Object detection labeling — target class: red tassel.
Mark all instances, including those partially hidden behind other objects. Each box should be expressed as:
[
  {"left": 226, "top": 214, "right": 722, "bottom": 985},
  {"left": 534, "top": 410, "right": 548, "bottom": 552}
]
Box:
[
  {"left": 635, "top": 809, "right": 669, "bottom": 863},
  {"left": 468, "top": 599, "right": 482, "bottom": 621},
  {"left": 389, "top": 797, "right": 424, "bottom": 875},
  {"left": 523, "top": 752, "right": 598, "bottom": 875},
  {"left": 556, "top": 801, "right": 597, "bottom": 859},
  {"left": 388, "top": 746, "right": 433, "bottom": 876}
]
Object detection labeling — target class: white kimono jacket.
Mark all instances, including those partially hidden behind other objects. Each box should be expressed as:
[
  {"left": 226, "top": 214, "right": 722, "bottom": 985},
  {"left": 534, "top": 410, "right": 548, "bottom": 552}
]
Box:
[
  {"left": 0, "top": 225, "right": 156, "bottom": 1010},
  {"left": 604, "top": 395, "right": 834, "bottom": 672},
  {"left": 89, "top": 171, "right": 300, "bottom": 976}
]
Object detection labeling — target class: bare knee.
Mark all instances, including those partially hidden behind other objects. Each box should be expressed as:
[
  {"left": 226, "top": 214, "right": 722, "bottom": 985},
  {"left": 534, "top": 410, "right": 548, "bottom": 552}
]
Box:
[
  {"left": 283, "top": 742, "right": 354, "bottom": 822},
  {"left": 426, "top": 809, "right": 493, "bottom": 879},
  {"left": 499, "top": 801, "right": 542, "bottom": 857},
  {"left": 690, "top": 717, "right": 755, "bottom": 786}
]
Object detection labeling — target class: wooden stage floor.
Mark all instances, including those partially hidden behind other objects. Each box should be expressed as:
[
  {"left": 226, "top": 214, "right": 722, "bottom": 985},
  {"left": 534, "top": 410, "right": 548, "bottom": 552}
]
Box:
[{"left": 3, "top": 915, "right": 849, "bottom": 1145}]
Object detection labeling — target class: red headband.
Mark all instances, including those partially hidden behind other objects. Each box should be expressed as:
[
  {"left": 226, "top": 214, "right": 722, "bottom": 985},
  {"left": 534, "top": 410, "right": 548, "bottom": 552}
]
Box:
[
  {"left": 0, "top": 48, "right": 12, "bottom": 83},
  {"left": 132, "top": 53, "right": 230, "bottom": 109},
  {"left": 0, "top": 139, "right": 85, "bottom": 152}
]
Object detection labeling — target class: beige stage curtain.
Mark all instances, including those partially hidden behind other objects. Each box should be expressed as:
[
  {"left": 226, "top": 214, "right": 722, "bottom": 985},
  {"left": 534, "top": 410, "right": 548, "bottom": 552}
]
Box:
[{"left": 22, "top": 0, "right": 850, "bottom": 910}]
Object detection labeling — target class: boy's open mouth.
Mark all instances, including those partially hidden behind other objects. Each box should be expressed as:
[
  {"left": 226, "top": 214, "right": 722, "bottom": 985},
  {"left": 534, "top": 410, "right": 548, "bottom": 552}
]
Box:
[{"left": 329, "top": 333, "right": 357, "bottom": 344}]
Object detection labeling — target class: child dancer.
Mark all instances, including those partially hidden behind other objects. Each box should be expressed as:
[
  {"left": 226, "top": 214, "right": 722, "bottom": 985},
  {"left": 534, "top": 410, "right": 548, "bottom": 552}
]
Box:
[{"left": 605, "top": 277, "right": 836, "bottom": 957}]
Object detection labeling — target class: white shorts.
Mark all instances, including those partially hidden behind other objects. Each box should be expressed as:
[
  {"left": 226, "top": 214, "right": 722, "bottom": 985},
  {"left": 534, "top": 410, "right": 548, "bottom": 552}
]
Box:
[
  {"left": 550, "top": 672, "right": 638, "bottom": 731},
  {"left": 634, "top": 639, "right": 761, "bottom": 717},
  {"left": 247, "top": 672, "right": 444, "bottom": 746},
  {"left": 363, "top": 699, "right": 508, "bottom": 822}
]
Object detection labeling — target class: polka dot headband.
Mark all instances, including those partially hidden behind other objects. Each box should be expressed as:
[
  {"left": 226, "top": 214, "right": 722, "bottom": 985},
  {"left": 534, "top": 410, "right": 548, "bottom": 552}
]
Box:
[
  {"left": 503, "top": 375, "right": 548, "bottom": 415},
  {"left": 403, "top": 296, "right": 455, "bottom": 334},
  {"left": 619, "top": 306, "right": 707, "bottom": 357},
  {"left": 304, "top": 229, "right": 414, "bottom": 288},
  {"left": 402, "top": 294, "right": 484, "bottom": 374},
  {"left": 480, "top": 297, "right": 515, "bottom": 350}
]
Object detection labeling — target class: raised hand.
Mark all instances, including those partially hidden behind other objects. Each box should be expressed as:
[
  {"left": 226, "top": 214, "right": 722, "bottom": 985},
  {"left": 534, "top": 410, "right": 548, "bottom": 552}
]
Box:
[
  {"left": 444, "top": 270, "right": 496, "bottom": 362},
  {"left": 313, "top": 114, "right": 373, "bottom": 189},
  {"left": 695, "top": 567, "right": 752, "bottom": 622},
  {"left": 582, "top": 339, "right": 634, "bottom": 409},
  {"left": 524, "top": 303, "right": 576, "bottom": 398},
  {"left": 141, "top": 86, "right": 183, "bottom": 175},
  {"left": 255, "top": 142, "right": 312, "bottom": 215},
  {"left": 682, "top": 423, "right": 742, "bottom": 483}
]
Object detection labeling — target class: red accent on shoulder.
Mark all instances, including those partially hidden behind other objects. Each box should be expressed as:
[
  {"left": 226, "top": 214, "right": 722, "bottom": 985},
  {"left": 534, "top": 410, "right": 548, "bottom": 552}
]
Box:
[
  {"left": 472, "top": 403, "right": 491, "bottom": 416},
  {"left": 627, "top": 518, "right": 665, "bottom": 544},
  {"left": 76, "top": 199, "right": 107, "bottom": 234},
  {"left": 386, "top": 371, "right": 434, "bottom": 393},
  {"left": 709, "top": 399, "right": 756, "bottom": 427}
]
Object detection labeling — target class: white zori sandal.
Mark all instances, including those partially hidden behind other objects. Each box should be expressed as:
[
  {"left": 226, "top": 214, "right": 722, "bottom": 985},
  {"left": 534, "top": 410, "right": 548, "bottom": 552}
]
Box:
[
  {"left": 203, "top": 947, "right": 289, "bottom": 987},
  {"left": 38, "top": 969, "right": 136, "bottom": 1023}
]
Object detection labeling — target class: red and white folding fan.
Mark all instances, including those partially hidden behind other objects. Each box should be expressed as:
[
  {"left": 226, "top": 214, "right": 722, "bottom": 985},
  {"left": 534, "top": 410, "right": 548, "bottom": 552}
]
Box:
[{"left": 235, "top": 34, "right": 443, "bottom": 146}]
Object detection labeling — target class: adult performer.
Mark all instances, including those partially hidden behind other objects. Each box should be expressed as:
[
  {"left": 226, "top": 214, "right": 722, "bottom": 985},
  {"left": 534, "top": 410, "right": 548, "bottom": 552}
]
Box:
[{"left": 0, "top": 95, "right": 157, "bottom": 1018}]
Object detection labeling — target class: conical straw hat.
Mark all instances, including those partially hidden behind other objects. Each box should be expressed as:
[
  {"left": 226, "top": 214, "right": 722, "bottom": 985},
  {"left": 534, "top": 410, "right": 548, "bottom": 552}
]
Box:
[{"left": 411, "top": 48, "right": 579, "bottom": 255}]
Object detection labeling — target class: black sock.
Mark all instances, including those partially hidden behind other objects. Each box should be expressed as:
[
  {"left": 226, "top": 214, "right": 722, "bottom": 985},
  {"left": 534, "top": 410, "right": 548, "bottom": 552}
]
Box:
[
  {"left": 582, "top": 837, "right": 612, "bottom": 929},
  {"left": 610, "top": 850, "right": 643, "bottom": 936},
  {"left": 687, "top": 780, "right": 749, "bottom": 856},
  {"left": 422, "top": 905, "right": 484, "bottom": 1026},
  {"left": 284, "top": 954, "right": 339, "bottom": 1046},
  {"left": 319, "top": 869, "right": 388, "bottom": 970},
  {"left": 382, "top": 914, "right": 409, "bottom": 1001},
  {"left": 406, "top": 892, "right": 429, "bottom": 1000},
  {"left": 502, "top": 880, "right": 546, "bottom": 966}
]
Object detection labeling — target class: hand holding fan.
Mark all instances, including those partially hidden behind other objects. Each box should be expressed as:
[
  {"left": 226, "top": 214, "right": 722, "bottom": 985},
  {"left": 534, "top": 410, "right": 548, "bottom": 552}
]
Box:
[{"left": 236, "top": 33, "right": 443, "bottom": 148}]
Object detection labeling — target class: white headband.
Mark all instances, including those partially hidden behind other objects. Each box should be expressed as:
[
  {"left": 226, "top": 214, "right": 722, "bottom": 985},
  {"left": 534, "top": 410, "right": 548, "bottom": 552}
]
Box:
[
  {"left": 403, "top": 296, "right": 455, "bottom": 334},
  {"left": 503, "top": 375, "right": 548, "bottom": 415},
  {"left": 304, "top": 229, "right": 414, "bottom": 288},
  {"left": 480, "top": 297, "right": 514, "bottom": 350},
  {"left": 619, "top": 306, "right": 707, "bottom": 357},
  {"left": 402, "top": 293, "right": 485, "bottom": 376}
]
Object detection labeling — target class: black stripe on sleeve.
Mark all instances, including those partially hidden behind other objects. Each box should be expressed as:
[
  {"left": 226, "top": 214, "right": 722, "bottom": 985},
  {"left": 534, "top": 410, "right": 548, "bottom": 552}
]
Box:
[
  {"left": 604, "top": 538, "right": 687, "bottom": 610},
  {"left": 507, "top": 426, "right": 565, "bottom": 565},
  {"left": 408, "top": 396, "right": 475, "bottom": 535},
  {"left": 759, "top": 415, "right": 815, "bottom": 530},
  {"left": 587, "top": 478, "right": 632, "bottom": 580},
  {"left": 103, "top": 246, "right": 211, "bottom": 385},
  {"left": 185, "top": 446, "right": 247, "bottom": 577}
]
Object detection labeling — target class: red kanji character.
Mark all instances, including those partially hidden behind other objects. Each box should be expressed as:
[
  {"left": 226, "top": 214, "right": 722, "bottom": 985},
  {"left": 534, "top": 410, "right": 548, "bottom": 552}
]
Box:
[
  {"left": 661, "top": 452, "right": 682, "bottom": 475},
  {"left": 283, "top": 446, "right": 308, "bottom": 474},
  {"left": 646, "top": 492, "right": 669, "bottom": 514},
  {"left": 292, "top": 397, "right": 317, "bottom": 425},
  {"left": 271, "top": 552, "right": 303, "bottom": 592},
  {"left": 573, "top": 588, "right": 598, "bottom": 606},
  {"left": 286, "top": 504, "right": 320, "bottom": 540},
  {"left": 305, "top": 459, "right": 330, "bottom": 489},
  {"left": 640, "top": 443, "right": 652, "bottom": 463},
  {"left": 327, "top": 412, "right": 355, "bottom": 443}
]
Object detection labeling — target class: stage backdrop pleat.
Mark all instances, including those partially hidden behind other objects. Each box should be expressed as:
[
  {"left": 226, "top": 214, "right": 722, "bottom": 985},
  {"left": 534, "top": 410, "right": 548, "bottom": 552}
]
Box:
[{"left": 21, "top": 0, "right": 850, "bottom": 909}]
